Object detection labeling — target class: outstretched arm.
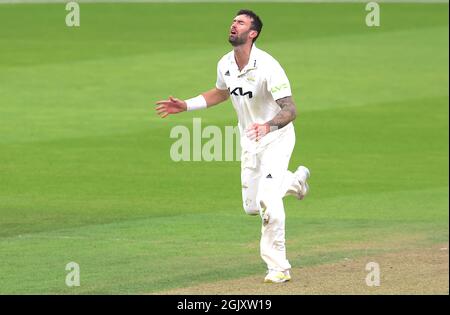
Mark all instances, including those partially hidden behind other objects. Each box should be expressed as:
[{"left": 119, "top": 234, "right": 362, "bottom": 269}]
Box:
[
  {"left": 155, "top": 88, "right": 229, "bottom": 118},
  {"left": 246, "top": 96, "right": 297, "bottom": 141},
  {"left": 202, "top": 87, "right": 230, "bottom": 107}
]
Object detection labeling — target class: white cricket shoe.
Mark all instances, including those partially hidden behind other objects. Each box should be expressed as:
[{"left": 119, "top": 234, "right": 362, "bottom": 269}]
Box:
[
  {"left": 294, "top": 165, "right": 310, "bottom": 200},
  {"left": 264, "top": 270, "right": 291, "bottom": 283}
]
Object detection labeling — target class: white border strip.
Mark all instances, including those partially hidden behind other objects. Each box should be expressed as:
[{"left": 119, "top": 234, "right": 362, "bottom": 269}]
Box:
[{"left": 0, "top": 0, "right": 448, "bottom": 4}]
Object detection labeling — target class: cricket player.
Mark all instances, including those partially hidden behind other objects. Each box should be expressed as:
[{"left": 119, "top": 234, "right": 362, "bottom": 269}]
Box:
[{"left": 155, "top": 9, "right": 310, "bottom": 283}]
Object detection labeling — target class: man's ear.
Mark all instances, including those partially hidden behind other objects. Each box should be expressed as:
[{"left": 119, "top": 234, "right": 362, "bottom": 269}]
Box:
[{"left": 249, "top": 30, "right": 258, "bottom": 41}]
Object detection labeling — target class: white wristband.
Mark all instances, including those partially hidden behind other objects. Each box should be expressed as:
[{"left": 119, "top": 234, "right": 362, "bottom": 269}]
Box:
[{"left": 185, "top": 95, "right": 207, "bottom": 111}]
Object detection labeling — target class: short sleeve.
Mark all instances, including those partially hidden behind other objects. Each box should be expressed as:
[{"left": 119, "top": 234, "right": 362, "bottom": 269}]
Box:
[
  {"left": 215, "top": 62, "right": 227, "bottom": 90},
  {"left": 266, "top": 61, "right": 292, "bottom": 100}
]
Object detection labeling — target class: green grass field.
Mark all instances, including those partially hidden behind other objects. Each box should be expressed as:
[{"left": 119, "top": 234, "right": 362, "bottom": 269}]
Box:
[{"left": 0, "top": 1, "right": 448, "bottom": 294}]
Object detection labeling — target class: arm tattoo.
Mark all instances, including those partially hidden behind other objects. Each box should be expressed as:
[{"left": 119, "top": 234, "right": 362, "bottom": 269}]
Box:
[{"left": 267, "top": 96, "right": 297, "bottom": 130}]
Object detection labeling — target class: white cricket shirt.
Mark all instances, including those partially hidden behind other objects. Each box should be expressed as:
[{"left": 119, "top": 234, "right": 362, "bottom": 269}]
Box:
[{"left": 216, "top": 44, "right": 295, "bottom": 153}]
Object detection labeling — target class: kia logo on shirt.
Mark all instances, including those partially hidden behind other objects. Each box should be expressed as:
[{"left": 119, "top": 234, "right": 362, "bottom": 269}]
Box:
[{"left": 228, "top": 87, "right": 253, "bottom": 99}]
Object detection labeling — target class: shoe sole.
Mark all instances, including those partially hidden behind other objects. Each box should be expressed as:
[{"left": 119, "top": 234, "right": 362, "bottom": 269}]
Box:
[
  {"left": 298, "top": 181, "right": 309, "bottom": 200},
  {"left": 297, "top": 166, "right": 310, "bottom": 200},
  {"left": 264, "top": 278, "right": 289, "bottom": 283},
  {"left": 264, "top": 275, "right": 291, "bottom": 283}
]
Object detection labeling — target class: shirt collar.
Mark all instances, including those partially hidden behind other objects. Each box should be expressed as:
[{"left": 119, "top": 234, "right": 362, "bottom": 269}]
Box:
[{"left": 230, "top": 44, "right": 258, "bottom": 76}]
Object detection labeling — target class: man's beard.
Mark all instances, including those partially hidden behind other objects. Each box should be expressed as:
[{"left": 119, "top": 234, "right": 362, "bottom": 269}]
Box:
[{"left": 228, "top": 30, "right": 250, "bottom": 47}]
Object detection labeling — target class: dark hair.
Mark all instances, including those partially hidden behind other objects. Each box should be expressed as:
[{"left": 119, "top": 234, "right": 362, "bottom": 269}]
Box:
[{"left": 236, "top": 9, "right": 263, "bottom": 43}]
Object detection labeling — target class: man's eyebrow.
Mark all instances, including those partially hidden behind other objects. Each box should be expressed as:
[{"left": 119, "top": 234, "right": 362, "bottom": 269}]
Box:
[{"left": 233, "top": 18, "right": 245, "bottom": 23}]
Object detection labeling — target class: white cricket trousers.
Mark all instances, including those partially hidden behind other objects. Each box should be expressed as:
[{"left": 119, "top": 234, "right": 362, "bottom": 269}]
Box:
[{"left": 241, "top": 126, "right": 296, "bottom": 272}]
